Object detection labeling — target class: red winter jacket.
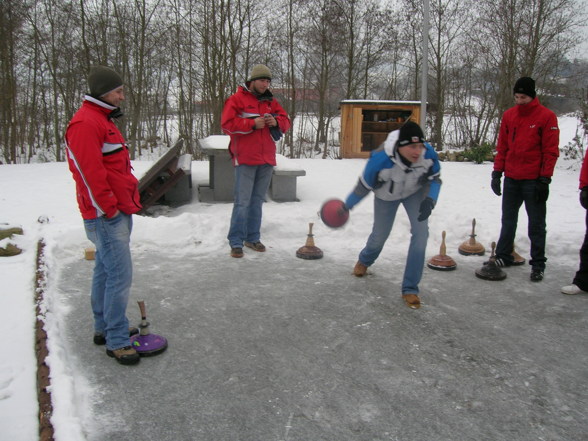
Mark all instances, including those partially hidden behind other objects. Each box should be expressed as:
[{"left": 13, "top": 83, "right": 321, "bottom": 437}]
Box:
[
  {"left": 494, "top": 97, "right": 559, "bottom": 180},
  {"left": 221, "top": 85, "right": 290, "bottom": 166},
  {"left": 65, "top": 97, "right": 141, "bottom": 219},
  {"left": 580, "top": 153, "right": 588, "bottom": 189}
]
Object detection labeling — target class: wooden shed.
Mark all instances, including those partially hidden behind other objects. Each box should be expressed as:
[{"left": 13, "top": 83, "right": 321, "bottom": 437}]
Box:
[{"left": 339, "top": 100, "right": 422, "bottom": 158}]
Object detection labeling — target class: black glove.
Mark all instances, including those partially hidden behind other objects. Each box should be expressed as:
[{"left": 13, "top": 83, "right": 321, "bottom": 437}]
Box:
[
  {"left": 337, "top": 203, "right": 350, "bottom": 216},
  {"left": 418, "top": 197, "right": 435, "bottom": 222},
  {"left": 580, "top": 187, "right": 588, "bottom": 210},
  {"left": 269, "top": 126, "right": 282, "bottom": 141},
  {"left": 535, "top": 177, "right": 551, "bottom": 203},
  {"left": 267, "top": 113, "right": 282, "bottom": 141},
  {"left": 491, "top": 171, "right": 502, "bottom": 196}
]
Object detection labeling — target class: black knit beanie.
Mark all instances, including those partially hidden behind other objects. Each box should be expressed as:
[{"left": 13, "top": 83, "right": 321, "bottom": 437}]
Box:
[
  {"left": 513, "top": 77, "right": 536, "bottom": 99},
  {"left": 88, "top": 66, "right": 123, "bottom": 98},
  {"left": 398, "top": 121, "right": 425, "bottom": 147}
]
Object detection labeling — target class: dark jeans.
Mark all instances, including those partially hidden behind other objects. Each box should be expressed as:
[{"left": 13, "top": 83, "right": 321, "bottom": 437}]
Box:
[
  {"left": 573, "top": 210, "right": 588, "bottom": 290},
  {"left": 496, "top": 178, "right": 547, "bottom": 270}
]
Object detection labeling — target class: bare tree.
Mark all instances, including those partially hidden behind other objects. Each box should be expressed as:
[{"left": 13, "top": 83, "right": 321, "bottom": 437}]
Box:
[
  {"left": 0, "top": 0, "right": 24, "bottom": 163},
  {"left": 24, "top": 0, "right": 84, "bottom": 161},
  {"left": 428, "top": 0, "right": 471, "bottom": 150},
  {"left": 379, "top": 11, "right": 407, "bottom": 100},
  {"left": 284, "top": 0, "right": 302, "bottom": 158},
  {"left": 401, "top": 0, "right": 424, "bottom": 100},
  {"left": 110, "top": 0, "right": 165, "bottom": 158},
  {"left": 300, "top": 0, "right": 346, "bottom": 157},
  {"left": 474, "top": 0, "right": 582, "bottom": 117},
  {"left": 334, "top": 0, "right": 392, "bottom": 100},
  {"left": 167, "top": 0, "right": 199, "bottom": 154},
  {"left": 198, "top": 0, "right": 262, "bottom": 137},
  {"left": 1, "top": 0, "right": 586, "bottom": 163}
]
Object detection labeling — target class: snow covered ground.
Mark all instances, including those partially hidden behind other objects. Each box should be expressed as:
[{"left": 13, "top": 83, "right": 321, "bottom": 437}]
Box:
[{"left": 0, "top": 116, "right": 586, "bottom": 440}]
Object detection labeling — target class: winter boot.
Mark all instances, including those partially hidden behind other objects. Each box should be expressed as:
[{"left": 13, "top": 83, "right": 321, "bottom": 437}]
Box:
[
  {"left": 402, "top": 294, "right": 421, "bottom": 309},
  {"left": 244, "top": 241, "right": 266, "bottom": 252},
  {"left": 106, "top": 346, "right": 140, "bottom": 365},
  {"left": 530, "top": 268, "right": 544, "bottom": 282},
  {"left": 230, "top": 247, "right": 244, "bottom": 258},
  {"left": 353, "top": 261, "right": 367, "bottom": 277}
]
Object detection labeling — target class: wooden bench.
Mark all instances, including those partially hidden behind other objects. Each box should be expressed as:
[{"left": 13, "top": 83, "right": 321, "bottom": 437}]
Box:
[
  {"left": 138, "top": 139, "right": 191, "bottom": 213},
  {"left": 270, "top": 154, "right": 306, "bottom": 202}
]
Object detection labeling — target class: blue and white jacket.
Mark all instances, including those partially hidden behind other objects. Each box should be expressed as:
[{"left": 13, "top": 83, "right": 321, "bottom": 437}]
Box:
[{"left": 345, "top": 129, "right": 442, "bottom": 210}]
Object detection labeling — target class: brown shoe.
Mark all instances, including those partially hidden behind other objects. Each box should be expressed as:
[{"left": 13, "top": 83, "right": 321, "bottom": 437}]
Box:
[
  {"left": 106, "top": 346, "right": 140, "bottom": 365},
  {"left": 244, "top": 241, "right": 266, "bottom": 252},
  {"left": 353, "top": 261, "right": 367, "bottom": 277},
  {"left": 230, "top": 247, "right": 244, "bottom": 258},
  {"left": 402, "top": 294, "right": 421, "bottom": 309}
]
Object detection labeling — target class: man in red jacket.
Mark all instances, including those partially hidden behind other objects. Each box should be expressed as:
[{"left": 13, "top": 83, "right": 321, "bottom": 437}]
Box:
[
  {"left": 561, "top": 153, "right": 588, "bottom": 295},
  {"left": 221, "top": 64, "right": 291, "bottom": 258},
  {"left": 490, "top": 77, "right": 560, "bottom": 282},
  {"left": 65, "top": 66, "right": 141, "bottom": 365}
]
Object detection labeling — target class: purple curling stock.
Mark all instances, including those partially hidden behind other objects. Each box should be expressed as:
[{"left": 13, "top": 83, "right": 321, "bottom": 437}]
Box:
[{"left": 131, "top": 333, "right": 168, "bottom": 356}]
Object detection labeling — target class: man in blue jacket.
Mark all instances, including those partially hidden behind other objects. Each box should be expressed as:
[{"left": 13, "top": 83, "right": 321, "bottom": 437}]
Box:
[{"left": 343, "top": 121, "right": 441, "bottom": 309}]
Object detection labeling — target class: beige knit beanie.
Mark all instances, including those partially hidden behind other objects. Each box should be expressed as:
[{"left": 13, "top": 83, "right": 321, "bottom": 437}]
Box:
[{"left": 248, "top": 64, "right": 272, "bottom": 82}]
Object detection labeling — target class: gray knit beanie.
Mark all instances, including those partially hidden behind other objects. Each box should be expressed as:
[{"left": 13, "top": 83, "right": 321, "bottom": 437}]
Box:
[
  {"left": 88, "top": 66, "right": 123, "bottom": 98},
  {"left": 248, "top": 64, "right": 272, "bottom": 82}
]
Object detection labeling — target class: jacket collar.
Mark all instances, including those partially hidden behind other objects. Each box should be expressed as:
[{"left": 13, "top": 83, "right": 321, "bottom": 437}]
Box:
[
  {"left": 84, "top": 95, "right": 117, "bottom": 113},
  {"left": 383, "top": 129, "right": 399, "bottom": 156},
  {"left": 240, "top": 84, "right": 274, "bottom": 101},
  {"left": 516, "top": 96, "right": 540, "bottom": 116}
]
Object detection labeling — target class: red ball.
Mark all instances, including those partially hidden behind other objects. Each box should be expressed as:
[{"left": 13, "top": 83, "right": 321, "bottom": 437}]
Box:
[{"left": 320, "top": 199, "right": 350, "bottom": 228}]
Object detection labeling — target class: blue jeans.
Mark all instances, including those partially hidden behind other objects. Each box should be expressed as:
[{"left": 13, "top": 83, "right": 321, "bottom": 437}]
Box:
[
  {"left": 496, "top": 178, "right": 547, "bottom": 270},
  {"left": 84, "top": 213, "right": 133, "bottom": 350},
  {"left": 227, "top": 164, "right": 273, "bottom": 248},
  {"left": 358, "top": 190, "right": 429, "bottom": 294}
]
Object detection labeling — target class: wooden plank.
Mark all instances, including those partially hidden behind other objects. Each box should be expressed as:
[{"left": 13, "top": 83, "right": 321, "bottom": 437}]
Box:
[
  {"left": 138, "top": 164, "right": 185, "bottom": 214},
  {"left": 352, "top": 107, "right": 363, "bottom": 153},
  {"left": 339, "top": 104, "right": 353, "bottom": 158},
  {"left": 138, "top": 139, "right": 184, "bottom": 193},
  {"left": 137, "top": 139, "right": 185, "bottom": 214}
]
